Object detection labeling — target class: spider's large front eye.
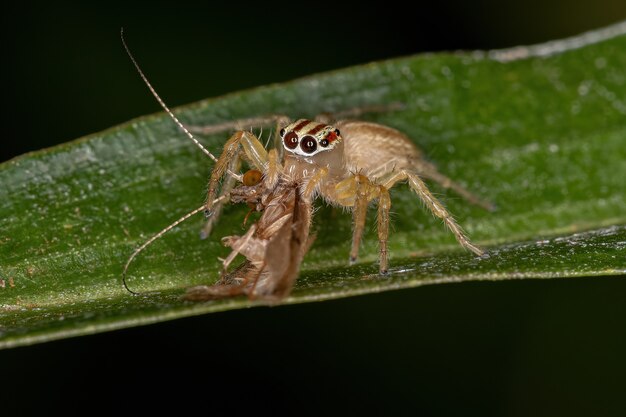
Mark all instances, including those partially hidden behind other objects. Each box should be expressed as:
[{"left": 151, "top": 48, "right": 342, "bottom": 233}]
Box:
[
  {"left": 284, "top": 131, "right": 299, "bottom": 149},
  {"left": 300, "top": 136, "right": 317, "bottom": 154}
]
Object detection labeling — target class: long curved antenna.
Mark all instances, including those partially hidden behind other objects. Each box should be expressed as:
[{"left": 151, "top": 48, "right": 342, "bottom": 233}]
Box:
[
  {"left": 120, "top": 28, "right": 241, "bottom": 182},
  {"left": 122, "top": 196, "right": 227, "bottom": 295}
]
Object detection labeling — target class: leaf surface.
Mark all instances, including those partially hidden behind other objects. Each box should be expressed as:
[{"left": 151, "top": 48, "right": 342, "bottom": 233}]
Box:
[{"left": 1, "top": 23, "right": 625, "bottom": 349}]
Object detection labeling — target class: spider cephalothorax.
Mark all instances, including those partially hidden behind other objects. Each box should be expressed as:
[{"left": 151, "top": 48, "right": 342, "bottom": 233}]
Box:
[{"left": 280, "top": 119, "right": 342, "bottom": 157}]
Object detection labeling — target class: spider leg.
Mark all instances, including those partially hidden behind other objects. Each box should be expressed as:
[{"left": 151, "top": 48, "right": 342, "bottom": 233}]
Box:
[
  {"left": 417, "top": 161, "right": 496, "bottom": 211},
  {"left": 302, "top": 167, "right": 328, "bottom": 200},
  {"left": 272, "top": 117, "right": 293, "bottom": 161},
  {"left": 264, "top": 148, "right": 283, "bottom": 190},
  {"left": 188, "top": 114, "right": 291, "bottom": 135},
  {"left": 350, "top": 174, "right": 370, "bottom": 265},
  {"left": 377, "top": 185, "right": 391, "bottom": 274},
  {"left": 334, "top": 174, "right": 390, "bottom": 273},
  {"left": 382, "top": 170, "right": 484, "bottom": 256},
  {"left": 206, "top": 130, "right": 269, "bottom": 215},
  {"left": 200, "top": 148, "right": 242, "bottom": 239},
  {"left": 190, "top": 114, "right": 292, "bottom": 165},
  {"left": 314, "top": 103, "right": 404, "bottom": 124}
]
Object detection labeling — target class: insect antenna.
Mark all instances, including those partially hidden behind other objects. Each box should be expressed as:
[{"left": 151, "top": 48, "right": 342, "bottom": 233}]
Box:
[
  {"left": 122, "top": 197, "right": 227, "bottom": 295},
  {"left": 120, "top": 28, "right": 241, "bottom": 181}
]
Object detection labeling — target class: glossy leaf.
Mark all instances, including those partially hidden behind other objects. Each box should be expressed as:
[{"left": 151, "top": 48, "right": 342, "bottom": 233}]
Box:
[{"left": 1, "top": 23, "right": 625, "bottom": 349}]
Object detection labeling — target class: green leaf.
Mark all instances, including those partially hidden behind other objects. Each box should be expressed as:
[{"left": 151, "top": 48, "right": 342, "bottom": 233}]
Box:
[{"left": 1, "top": 23, "right": 625, "bottom": 349}]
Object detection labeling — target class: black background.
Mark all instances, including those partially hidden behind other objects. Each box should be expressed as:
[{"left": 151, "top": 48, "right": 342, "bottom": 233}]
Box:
[{"left": 2, "top": 2, "right": 626, "bottom": 416}]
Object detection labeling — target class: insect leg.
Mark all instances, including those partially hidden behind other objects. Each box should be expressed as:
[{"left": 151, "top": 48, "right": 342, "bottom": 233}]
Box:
[
  {"left": 184, "top": 262, "right": 254, "bottom": 301},
  {"left": 382, "top": 170, "right": 484, "bottom": 256},
  {"left": 417, "top": 162, "right": 496, "bottom": 211},
  {"left": 220, "top": 224, "right": 258, "bottom": 275}
]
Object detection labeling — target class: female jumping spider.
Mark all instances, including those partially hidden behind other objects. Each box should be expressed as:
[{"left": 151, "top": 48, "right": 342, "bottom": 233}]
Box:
[{"left": 120, "top": 30, "right": 492, "bottom": 301}]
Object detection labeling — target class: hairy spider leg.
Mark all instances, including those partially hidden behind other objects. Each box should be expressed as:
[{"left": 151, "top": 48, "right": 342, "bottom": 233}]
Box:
[
  {"left": 416, "top": 162, "right": 496, "bottom": 211},
  {"left": 350, "top": 174, "right": 371, "bottom": 265},
  {"left": 332, "top": 174, "right": 392, "bottom": 273},
  {"left": 188, "top": 103, "right": 403, "bottom": 162},
  {"left": 376, "top": 186, "right": 391, "bottom": 273},
  {"left": 205, "top": 131, "right": 270, "bottom": 215},
  {"left": 188, "top": 102, "right": 403, "bottom": 137},
  {"left": 188, "top": 114, "right": 292, "bottom": 136},
  {"left": 381, "top": 169, "right": 484, "bottom": 256},
  {"left": 313, "top": 102, "right": 405, "bottom": 124},
  {"left": 200, "top": 146, "right": 242, "bottom": 239}
]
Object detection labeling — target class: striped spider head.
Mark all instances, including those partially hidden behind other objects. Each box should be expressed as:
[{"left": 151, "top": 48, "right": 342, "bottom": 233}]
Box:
[{"left": 280, "top": 119, "right": 342, "bottom": 158}]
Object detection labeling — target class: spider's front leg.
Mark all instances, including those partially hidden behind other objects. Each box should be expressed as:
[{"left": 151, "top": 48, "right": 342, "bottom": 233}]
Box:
[
  {"left": 189, "top": 114, "right": 292, "bottom": 164},
  {"left": 205, "top": 130, "right": 276, "bottom": 215},
  {"left": 200, "top": 147, "right": 241, "bottom": 239}
]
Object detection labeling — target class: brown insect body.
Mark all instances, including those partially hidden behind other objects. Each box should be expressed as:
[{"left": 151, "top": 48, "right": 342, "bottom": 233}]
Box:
[{"left": 185, "top": 178, "right": 312, "bottom": 302}]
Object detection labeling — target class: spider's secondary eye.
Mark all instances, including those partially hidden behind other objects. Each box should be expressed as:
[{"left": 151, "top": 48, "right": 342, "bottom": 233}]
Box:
[
  {"left": 284, "top": 131, "right": 299, "bottom": 149},
  {"left": 279, "top": 128, "right": 285, "bottom": 137},
  {"left": 320, "top": 139, "right": 329, "bottom": 147},
  {"left": 334, "top": 128, "right": 340, "bottom": 136},
  {"left": 300, "top": 136, "right": 317, "bottom": 153}
]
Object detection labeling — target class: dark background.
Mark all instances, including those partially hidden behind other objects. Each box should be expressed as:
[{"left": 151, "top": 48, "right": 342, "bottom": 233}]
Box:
[{"left": 2, "top": 2, "right": 626, "bottom": 416}]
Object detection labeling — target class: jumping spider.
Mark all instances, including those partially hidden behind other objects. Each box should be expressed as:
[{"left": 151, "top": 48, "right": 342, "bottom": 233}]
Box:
[{"left": 120, "top": 30, "right": 492, "bottom": 301}]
